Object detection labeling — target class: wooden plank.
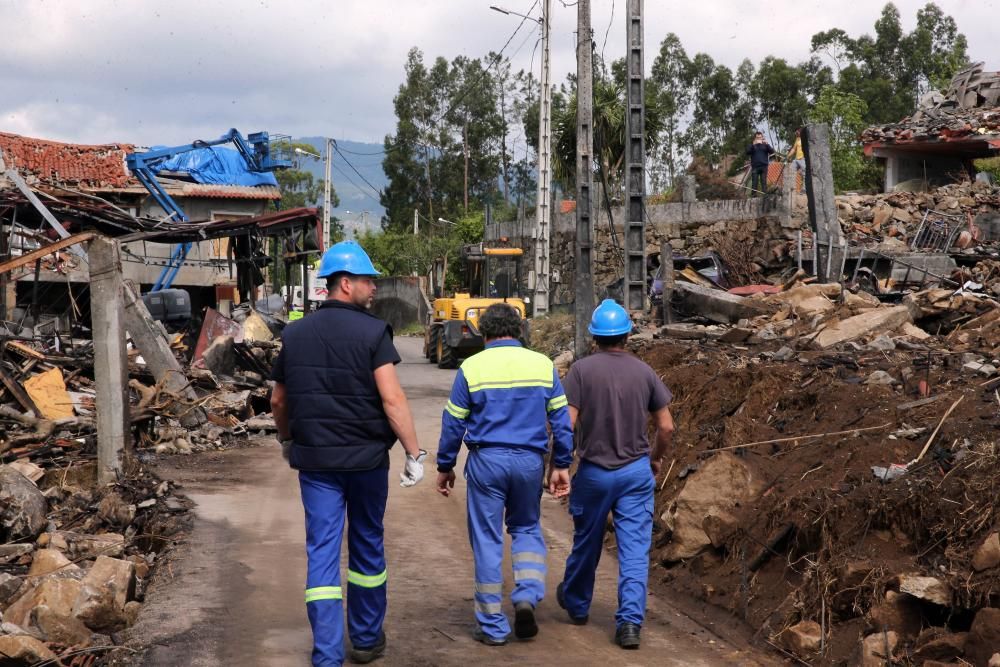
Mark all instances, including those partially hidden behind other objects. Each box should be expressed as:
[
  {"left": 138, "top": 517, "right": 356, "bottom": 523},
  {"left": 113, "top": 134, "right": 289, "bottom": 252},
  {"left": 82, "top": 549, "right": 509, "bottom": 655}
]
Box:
[
  {"left": 0, "top": 365, "right": 39, "bottom": 414},
  {"left": 0, "top": 233, "right": 95, "bottom": 276}
]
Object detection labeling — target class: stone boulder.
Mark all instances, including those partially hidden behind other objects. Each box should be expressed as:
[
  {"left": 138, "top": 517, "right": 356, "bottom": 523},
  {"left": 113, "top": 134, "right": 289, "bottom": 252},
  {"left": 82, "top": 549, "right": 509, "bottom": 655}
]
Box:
[
  {"left": 73, "top": 555, "right": 136, "bottom": 633},
  {"left": 868, "top": 590, "right": 922, "bottom": 639},
  {"left": 0, "top": 635, "right": 59, "bottom": 664},
  {"left": 0, "top": 466, "right": 48, "bottom": 542},
  {"left": 0, "top": 572, "right": 24, "bottom": 610},
  {"left": 3, "top": 576, "right": 82, "bottom": 627},
  {"left": 898, "top": 574, "right": 951, "bottom": 606},
  {"left": 29, "top": 603, "right": 92, "bottom": 646},
  {"left": 202, "top": 335, "right": 236, "bottom": 376},
  {"left": 912, "top": 629, "right": 967, "bottom": 662},
  {"left": 972, "top": 533, "right": 1000, "bottom": 572},
  {"left": 859, "top": 631, "right": 898, "bottom": 667},
  {"left": 967, "top": 608, "right": 1000, "bottom": 666},
  {"left": 28, "top": 548, "right": 82, "bottom": 579},
  {"left": 660, "top": 452, "right": 768, "bottom": 562},
  {"left": 780, "top": 620, "right": 822, "bottom": 657}
]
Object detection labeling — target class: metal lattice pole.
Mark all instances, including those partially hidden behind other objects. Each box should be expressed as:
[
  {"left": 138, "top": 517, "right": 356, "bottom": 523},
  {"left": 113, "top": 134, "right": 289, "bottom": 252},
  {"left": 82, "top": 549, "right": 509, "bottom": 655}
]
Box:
[{"left": 623, "top": 0, "right": 646, "bottom": 312}]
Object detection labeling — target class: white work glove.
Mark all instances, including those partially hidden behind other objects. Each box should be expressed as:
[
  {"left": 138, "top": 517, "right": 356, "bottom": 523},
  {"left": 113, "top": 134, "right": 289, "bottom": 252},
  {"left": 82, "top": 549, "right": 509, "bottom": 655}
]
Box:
[
  {"left": 279, "top": 439, "right": 292, "bottom": 461},
  {"left": 400, "top": 449, "right": 427, "bottom": 487}
]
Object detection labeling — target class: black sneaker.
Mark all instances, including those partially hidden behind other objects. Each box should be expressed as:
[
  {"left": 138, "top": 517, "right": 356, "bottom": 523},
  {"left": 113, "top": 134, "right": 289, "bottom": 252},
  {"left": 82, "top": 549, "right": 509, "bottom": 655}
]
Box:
[
  {"left": 615, "top": 623, "right": 641, "bottom": 650},
  {"left": 513, "top": 601, "right": 538, "bottom": 639},
  {"left": 472, "top": 627, "right": 509, "bottom": 646},
  {"left": 556, "top": 582, "right": 588, "bottom": 625},
  {"left": 349, "top": 631, "right": 387, "bottom": 664}
]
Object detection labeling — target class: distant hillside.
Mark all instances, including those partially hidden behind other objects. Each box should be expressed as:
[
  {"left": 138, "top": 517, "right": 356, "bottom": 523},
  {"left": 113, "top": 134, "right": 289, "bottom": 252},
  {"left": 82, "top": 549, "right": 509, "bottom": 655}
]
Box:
[{"left": 294, "top": 137, "right": 387, "bottom": 234}]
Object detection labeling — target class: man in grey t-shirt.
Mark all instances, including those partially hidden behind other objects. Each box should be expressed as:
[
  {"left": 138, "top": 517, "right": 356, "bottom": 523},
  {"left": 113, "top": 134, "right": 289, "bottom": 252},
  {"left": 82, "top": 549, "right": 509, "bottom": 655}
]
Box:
[{"left": 555, "top": 300, "right": 675, "bottom": 651}]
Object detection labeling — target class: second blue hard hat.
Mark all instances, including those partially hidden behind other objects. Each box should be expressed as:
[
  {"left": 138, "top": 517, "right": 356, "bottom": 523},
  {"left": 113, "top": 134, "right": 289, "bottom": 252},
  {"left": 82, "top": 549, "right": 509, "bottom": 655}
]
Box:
[
  {"left": 588, "top": 299, "right": 633, "bottom": 336},
  {"left": 316, "top": 240, "right": 381, "bottom": 278}
]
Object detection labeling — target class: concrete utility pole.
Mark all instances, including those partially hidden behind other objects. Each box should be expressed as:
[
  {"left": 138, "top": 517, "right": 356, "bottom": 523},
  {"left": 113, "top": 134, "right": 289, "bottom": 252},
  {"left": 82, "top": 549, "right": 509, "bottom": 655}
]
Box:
[
  {"left": 802, "top": 123, "right": 845, "bottom": 282},
  {"left": 533, "top": 0, "right": 553, "bottom": 318},
  {"left": 463, "top": 121, "right": 470, "bottom": 215},
  {"left": 89, "top": 237, "right": 129, "bottom": 484},
  {"left": 323, "top": 139, "right": 333, "bottom": 250},
  {"left": 574, "top": 0, "right": 595, "bottom": 359},
  {"left": 623, "top": 0, "right": 646, "bottom": 312}
]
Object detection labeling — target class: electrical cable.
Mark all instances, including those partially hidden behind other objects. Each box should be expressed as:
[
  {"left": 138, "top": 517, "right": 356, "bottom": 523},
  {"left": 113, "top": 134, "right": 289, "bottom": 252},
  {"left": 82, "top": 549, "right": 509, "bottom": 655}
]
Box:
[{"left": 601, "top": 0, "right": 615, "bottom": 65}]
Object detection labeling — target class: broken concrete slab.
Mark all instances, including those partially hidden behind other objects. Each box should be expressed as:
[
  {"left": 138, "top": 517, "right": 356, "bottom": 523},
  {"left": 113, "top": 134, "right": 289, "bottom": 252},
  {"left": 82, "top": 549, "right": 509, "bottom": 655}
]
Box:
[
  {"left": 673, "top": 282, "right": 768, "bottom": 325},
  {"left": 0, "top": 466, "right": 48, "bottom": 542},
  {"left": 811, "top": 303, "right": 918, "bottom": 350},
  {"left": 202, "top": 335, "right": 237, "bottom": 377}
]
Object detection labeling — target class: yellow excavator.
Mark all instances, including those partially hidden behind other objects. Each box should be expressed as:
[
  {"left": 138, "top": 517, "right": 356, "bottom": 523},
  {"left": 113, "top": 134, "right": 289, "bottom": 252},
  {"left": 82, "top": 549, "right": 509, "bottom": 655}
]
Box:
[{"left": 424, "top": 242, "right": 529, "bottom": 369}]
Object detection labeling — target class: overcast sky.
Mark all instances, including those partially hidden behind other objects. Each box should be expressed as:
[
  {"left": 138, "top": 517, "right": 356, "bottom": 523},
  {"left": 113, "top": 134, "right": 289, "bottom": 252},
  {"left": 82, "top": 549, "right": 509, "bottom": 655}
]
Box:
[{"left": 0, "top": 0, "right": 995, "bottom": 149}]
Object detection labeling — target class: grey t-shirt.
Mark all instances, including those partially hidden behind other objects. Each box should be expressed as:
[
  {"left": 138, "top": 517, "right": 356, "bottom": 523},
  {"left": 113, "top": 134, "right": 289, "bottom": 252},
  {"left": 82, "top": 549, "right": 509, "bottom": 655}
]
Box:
[{"left": 563, "top": 350, "right": 672, "bottom": 469}]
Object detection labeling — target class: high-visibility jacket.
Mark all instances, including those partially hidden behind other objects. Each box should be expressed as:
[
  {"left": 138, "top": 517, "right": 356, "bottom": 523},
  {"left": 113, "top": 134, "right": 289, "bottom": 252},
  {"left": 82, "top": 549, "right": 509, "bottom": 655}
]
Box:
[{"left": 436, "top": 339, "right": 574, "bottom": 472}]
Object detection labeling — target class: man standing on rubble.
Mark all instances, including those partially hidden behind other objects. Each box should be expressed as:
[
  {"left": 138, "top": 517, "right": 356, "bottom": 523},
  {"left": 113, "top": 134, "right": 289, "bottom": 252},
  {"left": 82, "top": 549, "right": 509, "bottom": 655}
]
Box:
[
  {"left": 270, "top": 240, "right": 426, "bottom": 667},
  {"left": 746, "top": 130, "right": 775, "bottom": 196},
  {"left": 556, "top": 299, "right": 675, "bottom": 651},
  {"left": 435, "top": 303, "right": 573, "bottom": 646}
]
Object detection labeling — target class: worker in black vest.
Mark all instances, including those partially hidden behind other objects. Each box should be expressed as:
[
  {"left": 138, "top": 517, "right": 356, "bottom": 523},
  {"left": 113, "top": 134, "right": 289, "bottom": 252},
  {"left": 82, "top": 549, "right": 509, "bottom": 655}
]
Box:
[
  {"left": 746, "top": 130, "right": 775, "bottom": 196},
  {"left": 271, "top": 240, "right": 426, "bottom": 667}
]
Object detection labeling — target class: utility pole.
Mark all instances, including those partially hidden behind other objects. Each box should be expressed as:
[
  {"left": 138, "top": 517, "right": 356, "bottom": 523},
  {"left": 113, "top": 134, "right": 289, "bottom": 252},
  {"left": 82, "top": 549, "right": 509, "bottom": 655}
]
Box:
[
  {"left": 413, "top": 208, "right": 419, "bottom": 235},
  {"left": 623, "top": 0, "right": 646, "bottom": 312},
  {"left": 463, "top": 120, "right": 470, "bottom": 215},
  {"left": 574, "top": 0, "right": 595, "bottom": 359},
  {"left": 533, "top": 0, "right": 553, "bottom": 318},
  {"left": 323, "top": 139, "right": 333, "bottom": 250}
]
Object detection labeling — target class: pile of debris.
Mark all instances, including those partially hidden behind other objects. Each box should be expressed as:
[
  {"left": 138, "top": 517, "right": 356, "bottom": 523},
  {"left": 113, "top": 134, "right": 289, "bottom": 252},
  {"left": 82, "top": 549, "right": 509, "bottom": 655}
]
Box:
[
  {"left": 833, "top": 181, "right": 1000, "bottom": 250},
  {"left": 862, "top": 62, "right": 1000, "bottom": 144},
  {"left": 0, "top": 460, "right": 187, "bottom": 665}
]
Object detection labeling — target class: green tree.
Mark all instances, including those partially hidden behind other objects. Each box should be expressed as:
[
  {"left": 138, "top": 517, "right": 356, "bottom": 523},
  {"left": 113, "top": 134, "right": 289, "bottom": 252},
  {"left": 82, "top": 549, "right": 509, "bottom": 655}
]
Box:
[
  {"left": 649, "top": 33, "right": 691, "bottom": 189},
  {"left": 809, "top": 86, "right": 880, "bottom": 192}
]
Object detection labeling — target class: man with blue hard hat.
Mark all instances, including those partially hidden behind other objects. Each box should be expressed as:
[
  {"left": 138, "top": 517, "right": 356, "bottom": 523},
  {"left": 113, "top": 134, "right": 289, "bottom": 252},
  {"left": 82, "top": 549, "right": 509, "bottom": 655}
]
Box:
[
  {"left": 270, "top": 240, "right": 426, "bottom": 666},
  {"left": 435, "top": 302, "right": 574, "bottom": 646},
  {"left": 556, "top": 299, "right": 675, "bottom": 650}
]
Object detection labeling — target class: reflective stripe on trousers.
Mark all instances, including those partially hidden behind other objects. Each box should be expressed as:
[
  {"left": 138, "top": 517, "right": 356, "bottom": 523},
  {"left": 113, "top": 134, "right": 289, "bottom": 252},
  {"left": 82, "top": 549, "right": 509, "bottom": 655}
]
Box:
[
  {"left": 465, "top": 446, "right": 547, "bottom": 640},
  {"left": 300, "top": 467, "right": 389, "bottom": 667}
]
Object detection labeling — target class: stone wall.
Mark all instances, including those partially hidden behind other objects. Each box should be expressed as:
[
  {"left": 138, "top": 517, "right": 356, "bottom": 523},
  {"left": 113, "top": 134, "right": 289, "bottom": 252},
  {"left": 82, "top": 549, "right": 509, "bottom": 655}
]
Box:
[
  {"left": 488, "top": 174, "right": 804, "bottom": 308},
  {"left": 370, "top": 276, "right": 431, "bottom": 331}
]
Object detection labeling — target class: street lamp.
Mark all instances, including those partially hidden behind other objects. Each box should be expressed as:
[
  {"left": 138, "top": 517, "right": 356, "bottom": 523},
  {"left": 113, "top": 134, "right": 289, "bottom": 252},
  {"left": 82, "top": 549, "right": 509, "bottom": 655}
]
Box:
[
  {"left": 293, "top": 143, "right": 334, "bottom": 252},
  {"left": 437, "top": 217, "right": 457, "bottom": 226},
  {"left": 489, "top": 5, "right": 542, "bottom": 24}
]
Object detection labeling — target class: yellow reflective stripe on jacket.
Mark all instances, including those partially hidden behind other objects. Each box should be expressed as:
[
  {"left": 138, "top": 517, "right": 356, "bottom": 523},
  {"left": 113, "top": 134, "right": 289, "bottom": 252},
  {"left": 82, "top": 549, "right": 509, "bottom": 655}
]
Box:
[
  {"left": 445, "top": 400, "right": 470, "bottom": 419},
  {"left": 547, "top": 395, "right": 568, "bottom": 412},
  {"left": 347, "top": 569, "right": 387, "bottom": 588},
  {"left": 462, "top": 347, "right": 553, "bottom": 394},
  {"left": 305, "top": 586, "right": 343, "bottom": 603}
]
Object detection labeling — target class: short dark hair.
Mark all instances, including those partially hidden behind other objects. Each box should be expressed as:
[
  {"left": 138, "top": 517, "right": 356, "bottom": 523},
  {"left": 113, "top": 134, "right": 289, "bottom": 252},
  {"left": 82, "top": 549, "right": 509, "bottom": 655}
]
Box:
[
  {"left": 593, "top": 333, "right": 628, "bottom": 348},
  {"left": 479, "top": 303, "right": 522, "bottom": 340},
  {"left": 325, "top": 272, "right": 349, "bottom": 291}
]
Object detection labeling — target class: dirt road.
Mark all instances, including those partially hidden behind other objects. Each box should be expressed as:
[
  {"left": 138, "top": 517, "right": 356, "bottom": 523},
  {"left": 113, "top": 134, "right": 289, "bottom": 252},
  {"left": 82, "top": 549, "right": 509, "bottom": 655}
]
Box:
[{"left": 126, "top": 337, "right": 771, "bottom": 666}]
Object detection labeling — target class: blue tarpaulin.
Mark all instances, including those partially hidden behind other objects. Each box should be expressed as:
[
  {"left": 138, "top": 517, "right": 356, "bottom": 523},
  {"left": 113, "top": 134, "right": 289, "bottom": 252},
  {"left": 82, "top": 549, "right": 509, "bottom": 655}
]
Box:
[{"left": 149, "top": 146, "right": 278, "bottom": 187}]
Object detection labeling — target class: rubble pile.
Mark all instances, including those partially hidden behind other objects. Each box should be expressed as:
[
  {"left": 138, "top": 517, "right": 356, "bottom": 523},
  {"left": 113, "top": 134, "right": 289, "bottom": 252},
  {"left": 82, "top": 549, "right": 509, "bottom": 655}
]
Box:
[
  {"left": 636, "top": 269, "right": 1000, "bottom": 663},
  {"left": 0, "top": 461, "right": 187, "bottom": 665},
  {"left": 834, "top": 181, "right": 1000, "bottom": 249}
]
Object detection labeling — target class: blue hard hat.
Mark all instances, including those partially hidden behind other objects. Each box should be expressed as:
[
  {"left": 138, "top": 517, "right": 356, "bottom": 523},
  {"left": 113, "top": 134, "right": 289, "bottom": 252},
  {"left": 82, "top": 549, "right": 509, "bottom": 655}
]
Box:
[
  {"left": 588, "top": 299, "right": 633, "bottom": 336},
  {"left": 316, "top": 240, "right": 381, "bottom": 278}
]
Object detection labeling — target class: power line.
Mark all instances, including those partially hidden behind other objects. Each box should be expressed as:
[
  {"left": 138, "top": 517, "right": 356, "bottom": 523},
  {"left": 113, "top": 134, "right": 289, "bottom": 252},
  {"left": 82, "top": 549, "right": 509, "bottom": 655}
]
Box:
[
  {"left": 601, "top": 0, "right": 615, "bottom": 65},
  {"left": 330, "top": 159, "right": 382, "bottom": 208},
  {"left": 333, "top": 143, "right": 385, "bottom": 200}
]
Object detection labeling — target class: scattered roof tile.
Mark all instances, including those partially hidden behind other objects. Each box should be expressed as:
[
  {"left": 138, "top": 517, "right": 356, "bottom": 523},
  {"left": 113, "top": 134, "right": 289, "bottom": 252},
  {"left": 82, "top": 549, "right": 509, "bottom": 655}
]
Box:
[{"left": 0, "top": 131, "right": 134, "bottom": 188}]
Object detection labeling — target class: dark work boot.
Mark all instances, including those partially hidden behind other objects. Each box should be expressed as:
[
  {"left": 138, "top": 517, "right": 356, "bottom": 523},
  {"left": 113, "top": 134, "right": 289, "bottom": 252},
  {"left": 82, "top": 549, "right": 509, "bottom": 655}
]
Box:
[
  {"left": 472, "top": 627, "right": 509, "bottom": 646},
  {"left": 556, "top": 582, "right": 588, "bottom": 625},
  {"left": 349, "top": 631, "right": 387, "bottom": 664},
  {"left": 615, "top": 623, "right": 641, "bottom": 650},
  {"left": 513, "top": 601, "right": 538, "bottom": 639}
]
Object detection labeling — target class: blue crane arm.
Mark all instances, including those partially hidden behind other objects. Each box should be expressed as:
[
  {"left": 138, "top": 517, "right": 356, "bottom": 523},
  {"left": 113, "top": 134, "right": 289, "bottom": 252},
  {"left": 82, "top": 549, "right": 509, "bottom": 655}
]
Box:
[{"left": 125, "top": 128, "right": 289, "bottom": 291}]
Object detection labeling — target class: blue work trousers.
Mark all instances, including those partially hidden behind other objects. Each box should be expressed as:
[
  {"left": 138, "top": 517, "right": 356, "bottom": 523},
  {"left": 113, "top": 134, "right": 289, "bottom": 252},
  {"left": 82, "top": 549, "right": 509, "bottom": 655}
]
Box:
[
  {"left": 465, "top": 447, "right": 547, "bottom": 639},
  {"left": 561, "top": 457, "right": 655, "bottom": 628},
  {"left": 299, "top": 467, "right": 389, "bottom": 667}
]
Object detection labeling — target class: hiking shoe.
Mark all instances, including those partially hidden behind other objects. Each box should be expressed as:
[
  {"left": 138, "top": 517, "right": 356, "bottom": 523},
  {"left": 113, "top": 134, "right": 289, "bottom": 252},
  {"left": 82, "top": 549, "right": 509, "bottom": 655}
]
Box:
[
  {"left": 472, "top": 627, "right": 509, "bottom": 646},
  {"left": 513, "top": 601, "right": 538, "bottom": 639},
  {"left": 556, "top": 582, "right": 588, "bottom": 625},
  {"left": 349, "top": 631, "right": 386, "bottom": 664},
  {"left": 615, "top": 623, "right": 641, "bottom": 650}
]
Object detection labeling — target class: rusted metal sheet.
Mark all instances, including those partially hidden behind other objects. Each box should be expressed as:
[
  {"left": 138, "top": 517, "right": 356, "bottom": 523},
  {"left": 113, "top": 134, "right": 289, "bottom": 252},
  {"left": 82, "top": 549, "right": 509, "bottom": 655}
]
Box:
[{"left": 193, "top": 307, "right": 244, "bottom": 363}]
